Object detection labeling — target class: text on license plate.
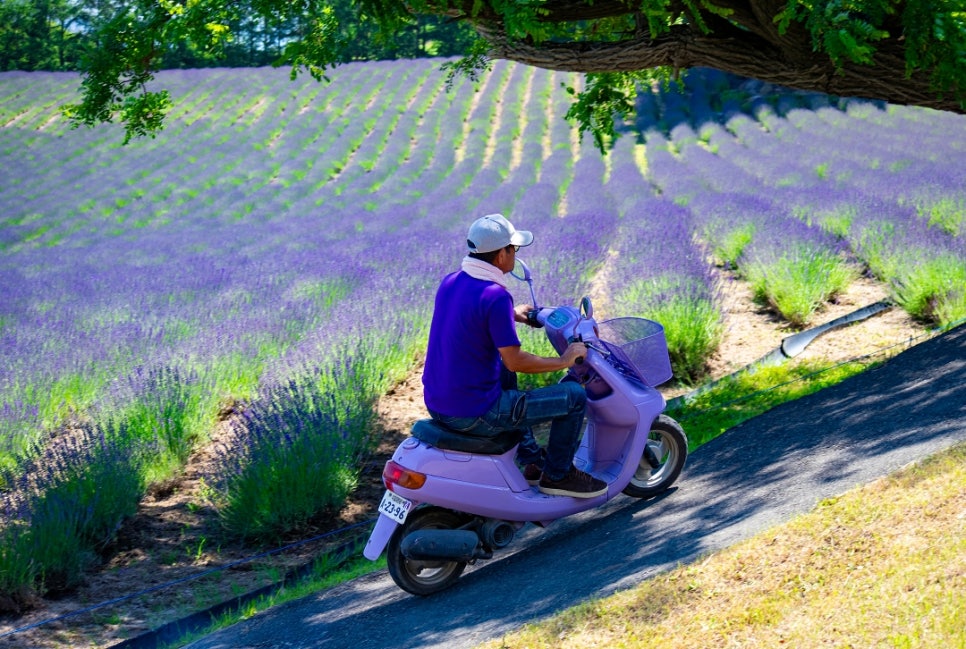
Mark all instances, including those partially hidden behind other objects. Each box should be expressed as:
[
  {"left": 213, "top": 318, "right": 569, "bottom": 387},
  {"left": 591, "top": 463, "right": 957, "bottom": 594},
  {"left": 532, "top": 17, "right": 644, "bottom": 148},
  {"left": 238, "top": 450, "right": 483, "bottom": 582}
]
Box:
[{"left": 378, "top": 490, "right": 412, "bottom": 524}]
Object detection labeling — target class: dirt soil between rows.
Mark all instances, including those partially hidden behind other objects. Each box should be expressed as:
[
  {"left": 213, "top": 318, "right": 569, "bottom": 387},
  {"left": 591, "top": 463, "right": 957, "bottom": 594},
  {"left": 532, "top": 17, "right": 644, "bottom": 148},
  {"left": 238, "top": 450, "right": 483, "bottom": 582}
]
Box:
[{"left": 1, "top": 272, "right": 932, "bottom": 649}]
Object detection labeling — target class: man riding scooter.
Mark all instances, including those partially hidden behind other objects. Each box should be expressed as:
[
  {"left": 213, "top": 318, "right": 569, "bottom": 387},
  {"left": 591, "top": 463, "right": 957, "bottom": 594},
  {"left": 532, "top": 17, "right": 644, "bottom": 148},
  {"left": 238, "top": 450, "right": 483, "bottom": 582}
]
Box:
[
  {"left": 422, "top": 213, "right": 606, "bottom": 498},
  {"left": 364, "top": 212, "right": 686, "bottom": 596}
]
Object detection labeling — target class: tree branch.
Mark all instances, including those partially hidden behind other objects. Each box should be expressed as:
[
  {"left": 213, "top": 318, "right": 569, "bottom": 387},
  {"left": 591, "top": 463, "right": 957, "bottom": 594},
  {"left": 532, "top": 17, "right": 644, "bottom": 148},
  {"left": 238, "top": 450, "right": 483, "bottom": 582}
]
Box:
[{"left": 485, "top": 25, "right": 965, "bottom": 114}]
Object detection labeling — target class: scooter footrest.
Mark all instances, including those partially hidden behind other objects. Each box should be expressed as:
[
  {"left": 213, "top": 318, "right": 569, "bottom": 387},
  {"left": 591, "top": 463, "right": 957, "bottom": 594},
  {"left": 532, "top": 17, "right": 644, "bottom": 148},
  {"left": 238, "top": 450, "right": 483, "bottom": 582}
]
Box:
[{"left": 411, "top": 419, "right": 521, "bottom": 455}]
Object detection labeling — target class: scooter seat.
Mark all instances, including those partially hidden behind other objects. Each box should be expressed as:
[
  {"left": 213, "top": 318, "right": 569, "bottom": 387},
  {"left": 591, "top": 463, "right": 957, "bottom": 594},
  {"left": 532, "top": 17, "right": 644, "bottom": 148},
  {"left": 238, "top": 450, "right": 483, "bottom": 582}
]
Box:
[{"left": 410, "top": 419, "right": 521, "bottom": 455}]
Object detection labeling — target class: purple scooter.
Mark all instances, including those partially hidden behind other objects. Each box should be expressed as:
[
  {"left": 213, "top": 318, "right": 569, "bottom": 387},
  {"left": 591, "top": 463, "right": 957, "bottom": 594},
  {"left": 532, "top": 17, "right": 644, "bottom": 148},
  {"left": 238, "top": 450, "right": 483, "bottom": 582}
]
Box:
[{"left": 363, "top": 260, "right": 688, "bottom": 595}]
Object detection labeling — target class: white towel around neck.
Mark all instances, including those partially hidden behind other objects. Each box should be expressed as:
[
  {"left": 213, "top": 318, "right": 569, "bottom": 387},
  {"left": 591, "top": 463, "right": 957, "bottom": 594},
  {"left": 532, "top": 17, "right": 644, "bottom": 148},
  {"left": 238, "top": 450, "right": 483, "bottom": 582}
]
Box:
[{"left": 461, "top": 256, "right": 508, "bottom": 288}]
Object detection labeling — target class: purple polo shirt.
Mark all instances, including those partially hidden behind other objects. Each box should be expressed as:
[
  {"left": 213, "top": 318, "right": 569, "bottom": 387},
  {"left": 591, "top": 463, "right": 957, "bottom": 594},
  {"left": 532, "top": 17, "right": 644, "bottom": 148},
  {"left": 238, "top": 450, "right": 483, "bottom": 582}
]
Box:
[{"left": 422, "top": 270, "right": 521, "bottom": 417}]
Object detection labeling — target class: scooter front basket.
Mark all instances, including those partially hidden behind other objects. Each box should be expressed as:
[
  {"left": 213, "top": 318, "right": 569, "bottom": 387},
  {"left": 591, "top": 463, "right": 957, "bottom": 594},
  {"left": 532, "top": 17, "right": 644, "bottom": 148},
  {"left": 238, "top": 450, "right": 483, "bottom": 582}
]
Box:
[{"left": 596, "top": 317, "right": 673, "bottom": 386}]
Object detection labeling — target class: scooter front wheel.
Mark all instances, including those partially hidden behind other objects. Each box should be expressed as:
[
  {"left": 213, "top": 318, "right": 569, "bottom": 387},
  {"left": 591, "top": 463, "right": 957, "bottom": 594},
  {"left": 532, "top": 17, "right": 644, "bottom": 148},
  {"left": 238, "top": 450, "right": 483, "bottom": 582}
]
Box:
[
  {"left": 622, "top": 414, "right": 688, "bottom": 499},
  {"left": 387, "top": 506, "right": 469, "bottom": 596}
]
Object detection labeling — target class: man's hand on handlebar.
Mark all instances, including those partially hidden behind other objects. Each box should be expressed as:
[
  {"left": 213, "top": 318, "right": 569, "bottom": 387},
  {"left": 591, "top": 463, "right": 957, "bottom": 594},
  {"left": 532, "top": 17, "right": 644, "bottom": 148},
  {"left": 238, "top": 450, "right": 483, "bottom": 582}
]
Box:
[
  {"left": 562, "top": 342, "right": 587, "bottom": 367},
  {"left": 514, "top": 304, "right": 543, "bottom": 328}
]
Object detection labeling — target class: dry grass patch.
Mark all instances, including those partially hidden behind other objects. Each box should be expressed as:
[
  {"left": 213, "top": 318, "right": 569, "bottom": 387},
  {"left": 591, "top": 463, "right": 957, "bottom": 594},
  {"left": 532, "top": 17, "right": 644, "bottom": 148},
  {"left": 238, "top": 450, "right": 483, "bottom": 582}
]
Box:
[{"left": 482, "top": 442, "right": 966, "bottom": 649}]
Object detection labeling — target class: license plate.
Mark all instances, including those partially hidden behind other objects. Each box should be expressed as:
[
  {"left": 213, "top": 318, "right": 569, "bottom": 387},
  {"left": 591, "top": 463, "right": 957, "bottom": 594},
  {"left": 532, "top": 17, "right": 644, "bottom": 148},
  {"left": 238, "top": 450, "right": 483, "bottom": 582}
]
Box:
[{"left": 378, "top": 490, "right": 413, "bottom": 524}]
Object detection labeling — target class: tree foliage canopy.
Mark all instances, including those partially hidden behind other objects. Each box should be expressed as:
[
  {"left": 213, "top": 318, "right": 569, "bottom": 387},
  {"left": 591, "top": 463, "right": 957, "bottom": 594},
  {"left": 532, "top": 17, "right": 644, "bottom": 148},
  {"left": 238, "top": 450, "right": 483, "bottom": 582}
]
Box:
[{"left": 53, "top": 0, "right": 966, "bottom": 146}]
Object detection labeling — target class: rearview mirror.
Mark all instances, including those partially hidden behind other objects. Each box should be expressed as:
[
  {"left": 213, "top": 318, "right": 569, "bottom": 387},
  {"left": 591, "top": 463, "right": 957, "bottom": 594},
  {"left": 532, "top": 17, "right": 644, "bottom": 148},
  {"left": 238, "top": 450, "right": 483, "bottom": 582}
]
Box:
[
  {"left": 510, "top": 259, "right": 538, "bottom": 308},
  {"left": 510, "top": 259, "right": 531, "bottom": 282}
]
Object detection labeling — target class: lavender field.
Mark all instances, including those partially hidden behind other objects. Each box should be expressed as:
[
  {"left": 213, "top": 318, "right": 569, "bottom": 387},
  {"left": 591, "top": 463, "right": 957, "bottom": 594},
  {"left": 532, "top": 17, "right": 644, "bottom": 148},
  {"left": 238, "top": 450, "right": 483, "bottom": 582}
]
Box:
[{"left": 1, "top": 59, "right": 965, "bottom": 600}]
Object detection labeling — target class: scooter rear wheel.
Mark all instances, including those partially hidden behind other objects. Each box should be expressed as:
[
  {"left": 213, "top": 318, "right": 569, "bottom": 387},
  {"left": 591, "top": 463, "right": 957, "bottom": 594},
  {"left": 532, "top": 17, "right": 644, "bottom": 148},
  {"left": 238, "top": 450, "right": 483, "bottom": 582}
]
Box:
[
  {"left": 622, "top": 414, "right": 688, "bottom": 498},
  {"left": 387, "top": 506, "right": 469, "bottom": 596}
]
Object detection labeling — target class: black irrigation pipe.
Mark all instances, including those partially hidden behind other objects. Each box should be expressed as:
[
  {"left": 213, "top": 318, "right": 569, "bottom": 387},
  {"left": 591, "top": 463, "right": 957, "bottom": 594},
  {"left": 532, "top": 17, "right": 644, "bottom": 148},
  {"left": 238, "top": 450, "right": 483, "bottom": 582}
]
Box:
[{"left": 0, "top": 518, "right": 376, "bottom": 645}]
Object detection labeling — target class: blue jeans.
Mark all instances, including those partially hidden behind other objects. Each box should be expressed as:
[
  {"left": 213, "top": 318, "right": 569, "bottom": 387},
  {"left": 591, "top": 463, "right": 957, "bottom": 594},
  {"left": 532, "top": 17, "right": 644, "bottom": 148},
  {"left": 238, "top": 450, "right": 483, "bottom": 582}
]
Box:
[{"left": 429, "top": 380, "right": 587, "bottom": 482}]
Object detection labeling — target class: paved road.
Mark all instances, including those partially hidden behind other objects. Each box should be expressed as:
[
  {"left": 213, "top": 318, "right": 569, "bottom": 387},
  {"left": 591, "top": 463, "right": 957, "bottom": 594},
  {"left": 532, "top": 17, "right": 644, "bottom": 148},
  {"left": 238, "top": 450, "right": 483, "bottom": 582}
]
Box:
[{"left": 184, "top": 324, "right": 966, "bottom": 649}]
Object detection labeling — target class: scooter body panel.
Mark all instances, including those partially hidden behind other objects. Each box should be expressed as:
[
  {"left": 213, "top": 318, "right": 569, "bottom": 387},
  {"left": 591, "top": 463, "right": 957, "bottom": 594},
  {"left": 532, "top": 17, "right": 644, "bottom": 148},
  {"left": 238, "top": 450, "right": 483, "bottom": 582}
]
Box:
[
  {"left": 388, "top": 442, "right": 609, "bottom": 522},
  {"left": 576, "top": 352, "right": 666, "bottom": 473}
]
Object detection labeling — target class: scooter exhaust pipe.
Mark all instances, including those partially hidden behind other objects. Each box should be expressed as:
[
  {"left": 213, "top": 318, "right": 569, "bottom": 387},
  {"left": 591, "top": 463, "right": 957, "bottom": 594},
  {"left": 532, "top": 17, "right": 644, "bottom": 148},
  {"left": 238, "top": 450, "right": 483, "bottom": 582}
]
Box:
[
  {"left": 481, "top": 519, "right": 515, "bottom": 549},
  {"left": 400, "top": 530, "right": 490, "bottom": 562}
]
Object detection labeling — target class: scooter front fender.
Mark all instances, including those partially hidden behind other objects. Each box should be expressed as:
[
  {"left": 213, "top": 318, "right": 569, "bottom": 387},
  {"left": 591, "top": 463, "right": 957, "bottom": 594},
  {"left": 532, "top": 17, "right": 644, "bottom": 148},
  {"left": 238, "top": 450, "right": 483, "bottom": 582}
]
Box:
[{"left": 363, "top": 514, "right": 399, "bottom": 560}]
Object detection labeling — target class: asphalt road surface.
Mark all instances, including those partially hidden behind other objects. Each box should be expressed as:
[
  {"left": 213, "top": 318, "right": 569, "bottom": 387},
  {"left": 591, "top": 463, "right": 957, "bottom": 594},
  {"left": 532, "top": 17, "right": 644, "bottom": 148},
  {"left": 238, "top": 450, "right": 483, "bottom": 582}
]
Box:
[{"left": 184, "top": 323, "right": 966, "bottom": 649}]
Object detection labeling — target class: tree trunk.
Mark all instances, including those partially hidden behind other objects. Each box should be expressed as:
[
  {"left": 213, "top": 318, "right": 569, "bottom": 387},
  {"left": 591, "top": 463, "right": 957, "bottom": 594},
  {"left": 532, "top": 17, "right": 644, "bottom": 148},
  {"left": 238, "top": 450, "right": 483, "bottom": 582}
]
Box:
[{"left": 480, "top": 25, "right": 964, "bottom": 115}]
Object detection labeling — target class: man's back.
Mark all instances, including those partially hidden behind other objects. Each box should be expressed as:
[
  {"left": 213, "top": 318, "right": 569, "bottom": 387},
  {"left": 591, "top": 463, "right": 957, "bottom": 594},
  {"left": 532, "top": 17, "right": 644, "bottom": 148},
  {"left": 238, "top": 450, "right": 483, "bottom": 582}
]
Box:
[{"left": 422, "top": 271, "right": 519, "bottom": 418}]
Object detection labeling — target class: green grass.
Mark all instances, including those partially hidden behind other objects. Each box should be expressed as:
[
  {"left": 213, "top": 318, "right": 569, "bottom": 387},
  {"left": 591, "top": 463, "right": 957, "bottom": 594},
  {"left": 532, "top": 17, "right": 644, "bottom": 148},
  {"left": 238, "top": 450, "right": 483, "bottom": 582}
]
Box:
[
  {"left": 709, "top": 223, "right": 755, "bottom": 267},
  {"left": 517, "top": 331, "right": 567, "bottom": 390},
  {"left": 745, "top": 245, "right": 858, "bottom": 327},
  {"left": 857, "top": 220, "right": 903, "bottom": 279},
  {"left": 854, "top": 220, "right": 966, "bottom": 328},
  {"left": 891, "top": 253, "right": 966, "bottom": 327},
  {"left": 613, "top": 275, "right": 725, "bottom": 382},
  {"left": 918, "top": 195, "right": 965, "bottom": 237},
  {"left": 114, "top": 365, "right": 217, "bottom": 479},
  {"left": 797, "top": 204, "right": 855, "bottom": 239},
  {"left": 0, "top": 369, "right": 114, "bottom": 469},
  {"left": 212, "top": 327, "right": 426, "bottom": 544},
  {"left": 203, "top": 352, "right": 264, "bottom": 405},
  {"left": 649, "top": 296, "right": 725, "bottom": 384},
  {"left": 1, "top": 426, "right": 145, "bottom": 596},
  {"left": 212, "top": 381, "right": 368, "bottom": 543}
]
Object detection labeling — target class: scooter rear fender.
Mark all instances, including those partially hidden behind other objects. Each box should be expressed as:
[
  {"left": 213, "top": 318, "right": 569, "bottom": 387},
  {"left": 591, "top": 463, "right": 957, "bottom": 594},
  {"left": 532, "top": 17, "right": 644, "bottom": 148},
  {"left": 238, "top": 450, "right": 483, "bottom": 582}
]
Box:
[{"left": 363, "top": 513, "right": 400, "bottom": 560}]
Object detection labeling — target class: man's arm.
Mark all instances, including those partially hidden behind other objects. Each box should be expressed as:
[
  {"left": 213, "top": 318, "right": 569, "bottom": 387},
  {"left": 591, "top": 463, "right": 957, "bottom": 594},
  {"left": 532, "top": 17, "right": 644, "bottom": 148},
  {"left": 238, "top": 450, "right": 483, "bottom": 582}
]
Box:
[{"left": 499, "top": 343, "right": 586, "bottom": 374}]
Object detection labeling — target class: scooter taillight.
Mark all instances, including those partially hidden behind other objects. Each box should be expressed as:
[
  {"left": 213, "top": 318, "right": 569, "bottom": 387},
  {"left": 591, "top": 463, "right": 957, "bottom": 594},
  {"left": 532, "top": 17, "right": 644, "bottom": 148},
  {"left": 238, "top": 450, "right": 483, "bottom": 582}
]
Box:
[{"left": 383, "top": 460, "right": 427, "bottom": 490}]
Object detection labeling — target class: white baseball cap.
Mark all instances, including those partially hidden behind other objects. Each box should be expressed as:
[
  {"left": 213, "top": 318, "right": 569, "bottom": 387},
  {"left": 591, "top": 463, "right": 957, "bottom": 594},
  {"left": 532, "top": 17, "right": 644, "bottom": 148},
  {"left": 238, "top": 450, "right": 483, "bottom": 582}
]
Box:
[{"left": 466, "top": 214, "right": 533, "bottom": 254}]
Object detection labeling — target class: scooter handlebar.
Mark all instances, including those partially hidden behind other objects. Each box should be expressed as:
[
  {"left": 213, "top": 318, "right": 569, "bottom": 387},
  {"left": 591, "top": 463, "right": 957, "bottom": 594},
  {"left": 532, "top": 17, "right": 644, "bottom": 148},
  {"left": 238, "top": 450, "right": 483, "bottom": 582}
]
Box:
[
  {"left": 534, "top": 305, "right": 599, "bottom": 362},
  {"left": 567, "top": 335, "right": 584, "bottom": 366},
  {"left": 526, "top": 308, "right": 543, "bottom": 328}
]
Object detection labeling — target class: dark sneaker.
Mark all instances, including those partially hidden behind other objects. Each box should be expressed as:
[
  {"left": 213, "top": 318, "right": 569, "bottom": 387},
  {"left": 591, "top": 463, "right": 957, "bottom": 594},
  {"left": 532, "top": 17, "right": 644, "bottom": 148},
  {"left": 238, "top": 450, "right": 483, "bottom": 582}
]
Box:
[
  {"left": 520, "top": 447, "right": 547, "bottom": 486},
  {"left": 523, "top": 463, "right": 542, "bottom": 486},
  {"left": 538, "top": 466, "right": 607, "bottom": 498}
]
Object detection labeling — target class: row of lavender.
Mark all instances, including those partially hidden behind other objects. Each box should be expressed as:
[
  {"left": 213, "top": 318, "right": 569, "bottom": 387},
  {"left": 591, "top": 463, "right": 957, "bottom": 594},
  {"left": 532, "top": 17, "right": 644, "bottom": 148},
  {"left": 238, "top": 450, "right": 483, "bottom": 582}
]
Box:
[
  {"left": 638, "top": 69, "right": 965, "bottom": 328},
  {"left": 0, "top": 60, "right": 613, "bottom": 599},
  {"left": 2, "top": 61, "right": 965, "bottom": 601}
]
